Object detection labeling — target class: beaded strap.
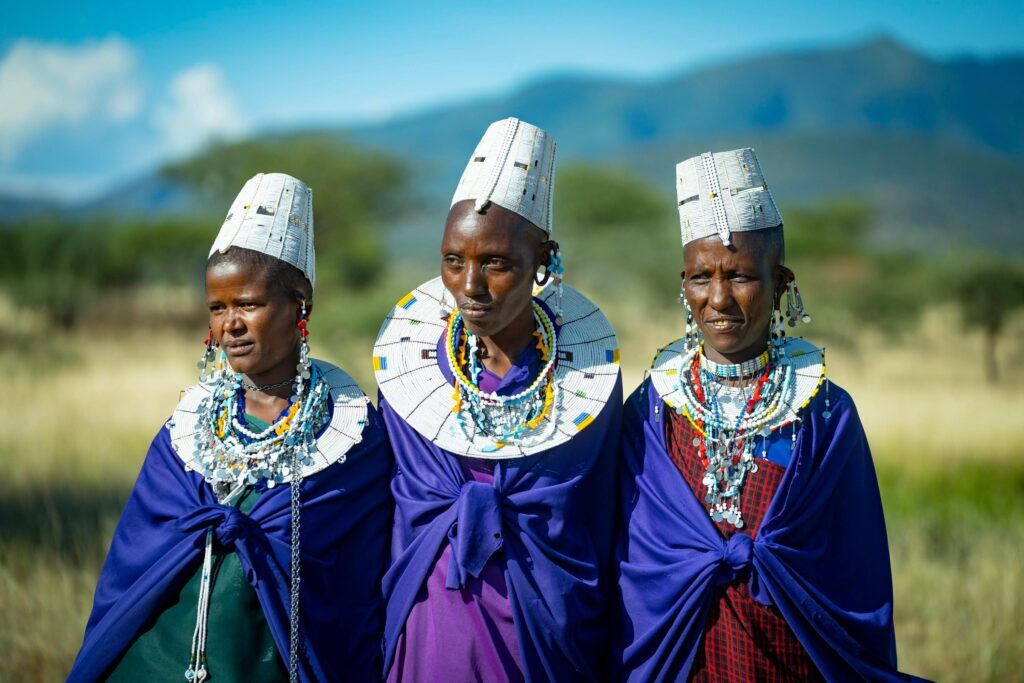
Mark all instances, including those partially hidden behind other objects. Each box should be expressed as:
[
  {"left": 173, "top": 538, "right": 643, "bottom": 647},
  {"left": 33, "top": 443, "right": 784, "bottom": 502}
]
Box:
[{"left": 699, "top": 349, "right": 770, "bottom": 379}]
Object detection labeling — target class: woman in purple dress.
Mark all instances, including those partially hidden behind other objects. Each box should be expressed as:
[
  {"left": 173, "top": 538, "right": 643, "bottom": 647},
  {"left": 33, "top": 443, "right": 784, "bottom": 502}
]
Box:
[{"left": 373, "top": 118, "right": 622, "bottom": 682}]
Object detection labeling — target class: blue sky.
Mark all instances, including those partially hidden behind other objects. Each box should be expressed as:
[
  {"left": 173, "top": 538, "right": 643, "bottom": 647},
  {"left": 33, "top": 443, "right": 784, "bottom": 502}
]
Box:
[{"left": 2, "top": 0, "right": 1021, "bottom": 199}]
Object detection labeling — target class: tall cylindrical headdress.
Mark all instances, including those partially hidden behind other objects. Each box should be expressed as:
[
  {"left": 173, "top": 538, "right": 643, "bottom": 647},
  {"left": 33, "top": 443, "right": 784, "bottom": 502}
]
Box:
[
  {"left": 209, "top": 172, "right": 316, "bottom": 287},
  {"left": 451, "top": 117, "right": 557, "bottom": 234},
  {"left": 676, "top": 148, "right": 782, "bottom": 247}
]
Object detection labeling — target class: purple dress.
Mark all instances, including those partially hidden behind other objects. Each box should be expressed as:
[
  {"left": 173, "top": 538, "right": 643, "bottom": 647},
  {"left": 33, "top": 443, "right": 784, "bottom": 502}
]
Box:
[
  {"left": 381, "top": 340, "right": 622, "bottom": 682},
  {"left": 386, "top": 361, "right": 525, "bottom": 683}
]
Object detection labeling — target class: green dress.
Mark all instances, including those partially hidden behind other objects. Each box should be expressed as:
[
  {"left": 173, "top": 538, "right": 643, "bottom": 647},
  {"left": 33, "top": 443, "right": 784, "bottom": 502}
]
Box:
[{"left": 107, "top": 415, "right": 288, "bottom": 682}]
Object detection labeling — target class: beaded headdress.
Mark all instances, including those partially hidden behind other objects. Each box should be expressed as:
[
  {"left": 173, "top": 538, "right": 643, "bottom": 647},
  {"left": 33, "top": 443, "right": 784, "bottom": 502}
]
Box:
[
  {"left": 451, "top": 117, "right": 557, "bottom": 234},
  {"left": 209, "top": 172, "right": 316, "bottom": 287},
  {"left": 676, "top": 147, "right": 782, "bottom": 247}
]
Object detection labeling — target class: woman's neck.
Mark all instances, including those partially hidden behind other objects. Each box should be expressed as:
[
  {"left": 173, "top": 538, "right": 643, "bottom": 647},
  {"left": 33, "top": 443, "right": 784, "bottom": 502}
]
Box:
[
  {"left": 702, "top": 332, "right": 771, "bottom": 365},
  {"left": 476, "top": 304, "right": 536, "bottom": 379},
  {"left": 242, "top": 349, "right": 300, "bottom": 421}
]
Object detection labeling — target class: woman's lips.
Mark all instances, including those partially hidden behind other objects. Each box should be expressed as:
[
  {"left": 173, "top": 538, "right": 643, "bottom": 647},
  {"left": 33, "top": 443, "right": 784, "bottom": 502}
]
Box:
[
  {"left": 461, "top": 306, "right": 492, "bottom": 320},
  {"left": 705, "top": 319, "right": 742, "bottom": 333},
  {"left": 225, "top": 341, "right": 254, "bottom": 356}
]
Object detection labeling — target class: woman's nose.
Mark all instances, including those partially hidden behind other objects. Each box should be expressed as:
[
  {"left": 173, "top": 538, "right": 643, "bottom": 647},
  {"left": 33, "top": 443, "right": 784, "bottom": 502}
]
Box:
[
  {"left": 224, "top": 309, "right": 246, "bottom": 333},
  {"left": 708, "top": 278, "right": 733, "bottom": 311},
  {"left": 462, "top": 263, "right": 487, "bottom": 298}
]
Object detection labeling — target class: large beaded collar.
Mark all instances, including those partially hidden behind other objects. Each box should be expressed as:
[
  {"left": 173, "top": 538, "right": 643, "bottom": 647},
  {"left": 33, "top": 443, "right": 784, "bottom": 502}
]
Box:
[
  {"left": 373, "top": 277, "right": 620, "bottom": 459},
  {"left": 650, "top": 336, "right": 825, "bottom": 429},
  {"left": 168, "top": 358, "right": 370, "bottom": 481}
]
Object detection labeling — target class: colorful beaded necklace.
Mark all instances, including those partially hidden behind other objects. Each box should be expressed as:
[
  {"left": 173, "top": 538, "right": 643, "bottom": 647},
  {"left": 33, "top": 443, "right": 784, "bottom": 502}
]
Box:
[
  {"left": 192, "top": 353, "right": 330, "bottom": 493},
  {"left": 445, "top": 300, "right": 558, "bottom": 447},
  {"left": 674, "top": 342, "right": 797, "bottom": 528}
]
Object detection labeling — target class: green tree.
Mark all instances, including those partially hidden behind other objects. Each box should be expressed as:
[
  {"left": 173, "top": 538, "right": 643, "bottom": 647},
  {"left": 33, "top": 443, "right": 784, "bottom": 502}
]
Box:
[
  {"left": 0, "top": 219, "right": 210, "bottom": 329},
  {"left": 952, "top": 258, "right": 1024, "bottom": 383},
  {"left": 553, "top": 164, "right": 678, "bottom": 300}
]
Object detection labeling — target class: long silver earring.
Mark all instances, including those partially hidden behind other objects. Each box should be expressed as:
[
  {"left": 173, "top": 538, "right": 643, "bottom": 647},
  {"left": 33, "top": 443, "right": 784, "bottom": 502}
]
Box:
[
  {"left": 293, "top": 301, "right": 312, "bottom": 401},
  {"left": 770, "top": 301, "right": 786, "bottom": 350},
  {"left": 197, "top": 328, "right": 218, "bottom": 383},
  {"left": 681, "top": 280, "right": 701, "bottom": 352},
  {"left": 784, "top": 278, "right": 811, "bottom": 327},
  {"left": 439, "top": 289, "right": 453, "bottom": 321},
  {"left": 548, "top": 244, "right": 564, "bottom": 325}
]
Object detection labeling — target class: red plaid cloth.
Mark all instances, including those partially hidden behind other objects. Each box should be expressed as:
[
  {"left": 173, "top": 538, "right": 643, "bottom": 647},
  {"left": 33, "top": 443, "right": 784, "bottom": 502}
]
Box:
[{"left": 665, "top": 410, "right": 823, "bottom": 682}]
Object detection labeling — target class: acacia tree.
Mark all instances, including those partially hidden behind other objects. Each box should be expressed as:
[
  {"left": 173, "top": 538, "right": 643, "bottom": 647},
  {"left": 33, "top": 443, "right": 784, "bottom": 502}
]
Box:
[{"left": 953, "top": 258, "right": 1024, "bottom": 383}]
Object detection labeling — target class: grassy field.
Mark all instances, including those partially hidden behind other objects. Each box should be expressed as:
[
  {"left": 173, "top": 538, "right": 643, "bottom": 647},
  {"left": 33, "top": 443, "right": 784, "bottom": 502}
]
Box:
[{"left": 1, "top": 301, "right": 1022, "bottom": 681}]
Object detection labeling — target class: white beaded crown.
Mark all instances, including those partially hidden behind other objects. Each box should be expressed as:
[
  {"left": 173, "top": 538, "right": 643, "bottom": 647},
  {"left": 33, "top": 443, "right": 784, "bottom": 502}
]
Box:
[
  {"left": 676, "top": 148, "right": 783, "bottom": 247},
  {"left": 209, "top": 172, "right": 316, "bottom": 287},
  {"left": 450, "top": 117, "right": 557, "bottom": 234}
]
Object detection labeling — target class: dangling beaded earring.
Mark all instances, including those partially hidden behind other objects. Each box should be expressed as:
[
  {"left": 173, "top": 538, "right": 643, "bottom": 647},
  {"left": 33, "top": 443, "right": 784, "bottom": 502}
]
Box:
[
  {"left": 770, "top": 301, "right": 787, "bottom": 351},
  {"left": 439, "top": 289, "right": 453, "bottom": 321},
  {"left": 680, "top": 273, "right": 701, "bottom": 352},
  {"left": 197, "top": 328, "right": 218, "bottom": 383},
  {"left": 548, "top": 243, "right": 564, "bottom": 325},
  {"left": 293, "top": 300, "right": 312, "bottom": 401},
  {"left": 784, "top": 278, "right": 811, "bottom": 327}
]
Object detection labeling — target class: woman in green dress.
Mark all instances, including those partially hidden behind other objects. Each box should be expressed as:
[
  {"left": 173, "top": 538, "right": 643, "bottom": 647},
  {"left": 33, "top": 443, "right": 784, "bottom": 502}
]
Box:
[{"left": 69, "top": 173, "right": 393, "bottom": 682}]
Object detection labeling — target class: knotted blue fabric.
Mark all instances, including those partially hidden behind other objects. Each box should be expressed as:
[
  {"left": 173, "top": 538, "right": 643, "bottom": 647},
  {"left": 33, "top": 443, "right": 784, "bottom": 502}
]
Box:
[
  {"left": 612, "top": 379, "right": 930, "bottom": 683},
  {"left": 176, "top": 504, "right": 254, "bottom": 548},
  {"left": 68, "top": 406, "right": 394, "bottom": 683},
  {"left": 716, "top": 532, "right": 753, "bottom": 586},
  {"left": 447, "top": 481, "right": 504, "bottom": 589},
  {"left": 380, "top": 376, "right": 623, "bottom": 683}
]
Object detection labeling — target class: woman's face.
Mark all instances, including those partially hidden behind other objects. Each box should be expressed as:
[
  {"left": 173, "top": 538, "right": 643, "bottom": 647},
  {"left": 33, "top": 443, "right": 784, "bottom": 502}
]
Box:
[
  {"left": 682, "top": 231, "right": 785, "bottom": 364},
  {"left": 205, "top": 260, "right": 303, "bottom": 380},
  {"left": 440, "top": 200, "right": 549, "bottom": 338}
]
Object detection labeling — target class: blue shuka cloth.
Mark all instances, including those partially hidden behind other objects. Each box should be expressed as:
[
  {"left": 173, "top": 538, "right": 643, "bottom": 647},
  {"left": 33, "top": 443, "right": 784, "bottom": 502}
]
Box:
[
  {"left": 613, "top": 378, "right": 930, "bottom": 683},
  {"left": 379, "top": 346, "right": 623, "bottom": 682},
  {"left": 68, "top": 405, "right": 394, "bottom": 683}
]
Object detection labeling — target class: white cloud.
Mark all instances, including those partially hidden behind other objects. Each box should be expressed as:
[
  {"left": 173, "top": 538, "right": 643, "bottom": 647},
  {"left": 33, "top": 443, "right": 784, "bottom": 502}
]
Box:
[
  {"left": 153, "top": 64, "right": 247, "bottom": 157},
  {"left": 0, "top": 37, "right": 143, "bottom": 163}
]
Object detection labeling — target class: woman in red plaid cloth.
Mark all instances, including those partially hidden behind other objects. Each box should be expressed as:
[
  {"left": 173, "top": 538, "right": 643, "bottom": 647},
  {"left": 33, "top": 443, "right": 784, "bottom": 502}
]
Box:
[{"left": 613, "top": 148, "right": 927, "bottom": 682}]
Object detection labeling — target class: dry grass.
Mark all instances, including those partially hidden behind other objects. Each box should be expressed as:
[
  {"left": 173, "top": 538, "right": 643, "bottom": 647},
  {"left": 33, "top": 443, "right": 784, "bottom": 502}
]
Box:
[{"left": 1, "top": 305, "right": 1022, "bottom": 681}]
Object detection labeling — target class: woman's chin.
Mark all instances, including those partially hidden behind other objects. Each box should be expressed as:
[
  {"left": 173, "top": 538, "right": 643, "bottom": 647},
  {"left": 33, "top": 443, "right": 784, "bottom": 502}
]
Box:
[
  {"left": 702, "top": 335, "right": 766, "bottom": 361},
  {"left": 225, "top": 358, "right": 258, "bottom": 376}
]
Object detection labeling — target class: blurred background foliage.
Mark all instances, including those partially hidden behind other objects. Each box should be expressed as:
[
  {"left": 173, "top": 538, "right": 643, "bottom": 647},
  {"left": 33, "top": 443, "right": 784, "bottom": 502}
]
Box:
[{"left": 7, "top": 141, "right": 1018, "bottom": 375}]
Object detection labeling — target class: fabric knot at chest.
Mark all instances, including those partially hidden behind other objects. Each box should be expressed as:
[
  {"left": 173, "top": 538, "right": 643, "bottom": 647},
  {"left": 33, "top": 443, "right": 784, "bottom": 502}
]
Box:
[
  {"left": 716, "top": 532, "right": 754, "bottom": 586},
  {"left": 176, "top": 504, "right": 254, "bottom": 549},
  {"left": 446, "top": 481, "right": 504, "bottom": 589}
]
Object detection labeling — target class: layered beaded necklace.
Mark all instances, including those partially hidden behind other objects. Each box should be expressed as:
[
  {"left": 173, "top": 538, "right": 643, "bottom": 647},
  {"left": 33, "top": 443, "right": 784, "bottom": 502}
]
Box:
[
  {"left": 674, "top": 343, "right": 796, "bottom": 529},
  {"left": 186, "top": 345, "right": 327, "bottom": 683},
  {"left": 193, "top": 355, "right": 329, "bottom": 493},
  {"left": 445, "top": 300, "right": 558, "bottom": 446}
]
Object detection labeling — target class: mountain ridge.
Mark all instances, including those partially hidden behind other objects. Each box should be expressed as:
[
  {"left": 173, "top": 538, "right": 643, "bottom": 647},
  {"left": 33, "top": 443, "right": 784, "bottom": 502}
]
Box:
[{"left": 8, "top": 35, "right": 1022, "bottom": 252}]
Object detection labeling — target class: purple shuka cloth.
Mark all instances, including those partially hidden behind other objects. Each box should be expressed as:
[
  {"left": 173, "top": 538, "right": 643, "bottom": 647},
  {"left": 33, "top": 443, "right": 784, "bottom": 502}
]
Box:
[
  {"left": 381, "top": 337, "right": 623, "bottom": 682},
  {"left": 68, "top": 404, "right": 394, "bottom": 683},
  {"left": 386, "top": 363, "right": 525, "bottom": 683},
  {"left": 612, "top": 379, "right": 930, "bottom": 683}
]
